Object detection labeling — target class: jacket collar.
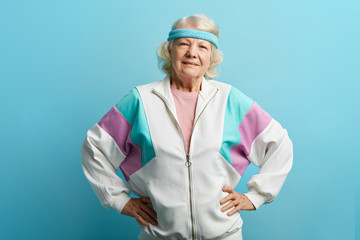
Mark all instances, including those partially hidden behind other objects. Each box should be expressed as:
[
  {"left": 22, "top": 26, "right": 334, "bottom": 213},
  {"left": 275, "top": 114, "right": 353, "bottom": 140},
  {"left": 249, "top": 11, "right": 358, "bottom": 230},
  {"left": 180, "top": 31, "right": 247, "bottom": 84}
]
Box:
[
  {"left": 153, "top": 75, "right": 218, "bottom": 103},
  {"left": 153, "top": 76, "right": 219, "bottom": 124}
]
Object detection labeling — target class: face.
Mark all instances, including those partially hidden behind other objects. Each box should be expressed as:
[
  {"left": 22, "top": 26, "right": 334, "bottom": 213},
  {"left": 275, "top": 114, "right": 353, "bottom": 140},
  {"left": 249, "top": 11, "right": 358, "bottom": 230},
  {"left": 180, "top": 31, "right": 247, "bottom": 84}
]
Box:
[{"left": 169, "top": 32, "right": 212, "bottom": 81}]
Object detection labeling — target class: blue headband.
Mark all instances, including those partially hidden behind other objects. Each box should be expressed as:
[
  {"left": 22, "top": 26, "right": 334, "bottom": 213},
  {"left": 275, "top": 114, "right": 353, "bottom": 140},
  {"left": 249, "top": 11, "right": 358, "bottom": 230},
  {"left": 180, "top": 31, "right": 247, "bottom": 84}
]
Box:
[{"left": 167, "top": 29, "right": 219, "bottom": 48}]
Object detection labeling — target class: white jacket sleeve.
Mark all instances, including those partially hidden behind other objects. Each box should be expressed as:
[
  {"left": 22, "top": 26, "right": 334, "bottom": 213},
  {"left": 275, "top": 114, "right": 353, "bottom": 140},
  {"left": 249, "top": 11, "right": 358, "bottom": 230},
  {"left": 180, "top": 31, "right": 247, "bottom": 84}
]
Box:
[
  {"left": 244, "top": 119, "right": 293, "bottom": 209},
  {"left": 81, "top": 124, "right": 131, "bottom": 213}
]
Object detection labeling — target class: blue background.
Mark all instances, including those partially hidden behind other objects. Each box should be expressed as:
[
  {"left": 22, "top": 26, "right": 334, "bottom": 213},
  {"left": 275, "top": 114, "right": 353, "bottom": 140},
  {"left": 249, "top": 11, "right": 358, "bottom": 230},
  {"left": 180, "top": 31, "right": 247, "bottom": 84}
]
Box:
[{"left": 1, "top": 0, "right": 359, "bottom": 239}]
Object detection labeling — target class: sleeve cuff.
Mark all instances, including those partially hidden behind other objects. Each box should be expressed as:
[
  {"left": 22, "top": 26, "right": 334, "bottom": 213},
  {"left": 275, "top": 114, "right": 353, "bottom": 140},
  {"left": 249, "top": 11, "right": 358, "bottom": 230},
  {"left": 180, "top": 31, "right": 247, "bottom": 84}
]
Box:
[
  {"left": 111, "top": 192, "right": 132, "bottom": 214},
  {"left": 245, "top": 189, "right": 267, "bottom": 210}
]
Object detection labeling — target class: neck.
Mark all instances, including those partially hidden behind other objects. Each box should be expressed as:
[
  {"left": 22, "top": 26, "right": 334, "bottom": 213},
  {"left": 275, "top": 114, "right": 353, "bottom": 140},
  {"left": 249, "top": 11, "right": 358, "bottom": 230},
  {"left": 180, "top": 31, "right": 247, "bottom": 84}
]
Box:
[{"left": 170, "top": 74, "right": 203, "bottom": 92}]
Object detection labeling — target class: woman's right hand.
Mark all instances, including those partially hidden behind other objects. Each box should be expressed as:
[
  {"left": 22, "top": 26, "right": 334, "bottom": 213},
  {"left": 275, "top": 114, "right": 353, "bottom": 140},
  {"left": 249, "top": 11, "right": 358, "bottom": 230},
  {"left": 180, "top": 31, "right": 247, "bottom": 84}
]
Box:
[{"left": 121, "top": 197, "right": 158, "bottom": 226}]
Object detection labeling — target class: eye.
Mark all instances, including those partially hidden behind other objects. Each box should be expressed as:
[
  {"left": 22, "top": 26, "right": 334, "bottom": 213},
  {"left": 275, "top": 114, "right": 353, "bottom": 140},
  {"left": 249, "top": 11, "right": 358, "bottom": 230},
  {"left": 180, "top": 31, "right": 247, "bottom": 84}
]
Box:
[
  {"left": 178, "top": 41, "right": 189, "bottom": 46},
  {"left": 200, "top": 45, "right": 208, "bottom": 50}
]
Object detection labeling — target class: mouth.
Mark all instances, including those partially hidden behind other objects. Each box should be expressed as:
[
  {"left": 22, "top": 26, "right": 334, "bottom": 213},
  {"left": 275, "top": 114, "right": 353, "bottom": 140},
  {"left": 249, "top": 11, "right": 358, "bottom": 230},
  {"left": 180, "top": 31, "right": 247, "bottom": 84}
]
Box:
[{"left": 182, "top": 61, "right": 199, "bottom": 66}]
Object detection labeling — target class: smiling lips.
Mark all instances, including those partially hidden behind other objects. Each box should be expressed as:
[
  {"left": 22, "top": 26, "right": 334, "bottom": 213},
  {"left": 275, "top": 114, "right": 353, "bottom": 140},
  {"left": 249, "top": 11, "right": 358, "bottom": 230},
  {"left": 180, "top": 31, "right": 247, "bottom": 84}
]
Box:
[{"left": 182, "top": 61, "right": 199, "bottom": 66}]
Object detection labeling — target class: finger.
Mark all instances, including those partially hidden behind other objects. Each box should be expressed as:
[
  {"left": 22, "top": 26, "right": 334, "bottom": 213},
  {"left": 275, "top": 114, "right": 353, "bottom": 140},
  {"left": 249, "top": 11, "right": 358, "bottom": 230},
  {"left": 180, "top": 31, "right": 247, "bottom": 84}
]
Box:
[
  {"left": 139, "top": 207, "right": 158, "bottom": 226},
  {"left": 221, "top": 201, "right": 236, "bottom": 212},
  {"left": 220, "top": 193, "right": 235, "bottom": 205},
  {"left": 141, "top": 197, "right": 153, "bottom": 205},
  {"left": 227, "top": 205, "right": 240, "bottom": 216},
  {"left": 226, "top": 209, "right": 238, "bottom": 217},
  {"left": 141, "top": 203, "right": 158, "bottom": 220},
  {"left": 134, "top": 212, "right": 149, "bottom": 226},
  {"left": 222, "top": 186, "right": 233, "bottom": 193}
]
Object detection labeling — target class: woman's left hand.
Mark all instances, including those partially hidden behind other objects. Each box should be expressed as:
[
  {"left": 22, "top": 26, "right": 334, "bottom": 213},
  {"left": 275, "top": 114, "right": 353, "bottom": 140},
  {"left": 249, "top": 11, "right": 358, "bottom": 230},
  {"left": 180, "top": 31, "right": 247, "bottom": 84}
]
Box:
[{"left": 220, "top": 186, "right": 255, "bottom": 216}]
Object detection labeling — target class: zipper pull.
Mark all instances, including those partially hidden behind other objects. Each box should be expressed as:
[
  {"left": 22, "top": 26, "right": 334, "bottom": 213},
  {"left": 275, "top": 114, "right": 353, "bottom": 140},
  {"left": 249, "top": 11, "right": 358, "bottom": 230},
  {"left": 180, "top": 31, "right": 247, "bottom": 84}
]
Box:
[{"left": 185, "top": 154, "right": 192, "bottom": 167}]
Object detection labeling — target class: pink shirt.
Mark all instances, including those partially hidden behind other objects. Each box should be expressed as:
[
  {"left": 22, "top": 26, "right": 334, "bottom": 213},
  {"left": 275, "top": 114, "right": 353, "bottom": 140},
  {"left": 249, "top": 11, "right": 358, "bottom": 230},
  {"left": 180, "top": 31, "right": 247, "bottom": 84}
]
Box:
[{"left": 170, "top": 85, "right": 199, "bottom": 154}]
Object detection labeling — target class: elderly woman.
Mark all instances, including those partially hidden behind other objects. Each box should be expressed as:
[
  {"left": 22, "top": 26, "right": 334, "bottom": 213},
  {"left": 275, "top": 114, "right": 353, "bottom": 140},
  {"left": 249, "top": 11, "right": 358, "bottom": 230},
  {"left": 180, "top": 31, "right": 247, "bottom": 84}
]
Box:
[{"left": 81, "top": 14, "right": 293, "bottom": 240}]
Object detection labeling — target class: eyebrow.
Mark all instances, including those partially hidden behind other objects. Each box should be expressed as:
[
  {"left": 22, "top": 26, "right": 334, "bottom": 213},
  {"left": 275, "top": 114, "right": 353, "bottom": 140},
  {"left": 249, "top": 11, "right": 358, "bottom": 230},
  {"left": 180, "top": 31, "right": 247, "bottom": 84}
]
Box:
[{"left": 178, "top": 38, "right": 210, "bottom": 45}]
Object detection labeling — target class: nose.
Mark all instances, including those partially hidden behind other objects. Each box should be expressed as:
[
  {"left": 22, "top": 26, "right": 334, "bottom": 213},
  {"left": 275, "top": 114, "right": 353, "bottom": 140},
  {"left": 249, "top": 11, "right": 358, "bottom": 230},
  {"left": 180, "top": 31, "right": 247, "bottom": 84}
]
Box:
[{"left": 186, "top": 45, "right": 197, "bottom": 58}]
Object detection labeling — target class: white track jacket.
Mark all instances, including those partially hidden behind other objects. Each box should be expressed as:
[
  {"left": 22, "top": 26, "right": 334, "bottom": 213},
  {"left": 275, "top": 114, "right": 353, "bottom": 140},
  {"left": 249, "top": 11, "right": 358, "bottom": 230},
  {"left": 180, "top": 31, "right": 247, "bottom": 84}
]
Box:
[{"left": 81, "top": 77, "right": 293, "bottom": 239}]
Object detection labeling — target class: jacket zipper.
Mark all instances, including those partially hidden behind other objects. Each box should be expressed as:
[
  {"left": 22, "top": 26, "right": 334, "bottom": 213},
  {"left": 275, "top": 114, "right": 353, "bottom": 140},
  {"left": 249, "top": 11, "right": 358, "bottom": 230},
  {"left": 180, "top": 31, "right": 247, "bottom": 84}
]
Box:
[
  {"left": 185, "top": 89, "right": 218, "bottom": 240},
  {"left": 153, "top": 86, "right": 218, "bottom": 240},
  {"left": 186, "top": 154, "right": 195, "bottom": 240}
]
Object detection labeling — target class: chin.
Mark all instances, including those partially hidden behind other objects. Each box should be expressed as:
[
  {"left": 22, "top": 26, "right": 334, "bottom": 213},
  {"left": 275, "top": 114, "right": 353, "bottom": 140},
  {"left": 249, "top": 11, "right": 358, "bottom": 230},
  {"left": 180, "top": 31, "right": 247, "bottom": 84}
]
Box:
[{"left": 182, "top": 70, "right": 203, "bottom": 77}]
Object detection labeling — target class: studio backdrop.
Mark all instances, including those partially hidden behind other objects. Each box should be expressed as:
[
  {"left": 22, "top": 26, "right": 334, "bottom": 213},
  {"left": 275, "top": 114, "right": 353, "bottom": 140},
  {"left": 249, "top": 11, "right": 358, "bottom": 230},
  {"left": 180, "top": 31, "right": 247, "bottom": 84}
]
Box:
[{"left": 0, "top": 0, "right": 358, "bottom": 239}]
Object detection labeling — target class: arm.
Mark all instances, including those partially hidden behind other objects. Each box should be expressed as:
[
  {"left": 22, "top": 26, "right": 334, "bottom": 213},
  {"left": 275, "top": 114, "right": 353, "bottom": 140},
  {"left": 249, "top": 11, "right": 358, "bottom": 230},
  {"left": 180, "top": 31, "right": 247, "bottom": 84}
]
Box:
[
  {"left": 244, "top": 119, "right": 293, "bottom": 209},
  {"left": 81, "top": 123, "right": 132, "bottom": 213},
  {"left": 220, "top": 119, "right": 292, "bottom": 213},
  {"left": 81, "top": 123, "right": 158, "bottom": 225},
  {"left": 220, "top": 90, "right": 293, "bottom": 213},
  {"left": 81, "top": 95, "right": 158, "bottom": 225}
]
